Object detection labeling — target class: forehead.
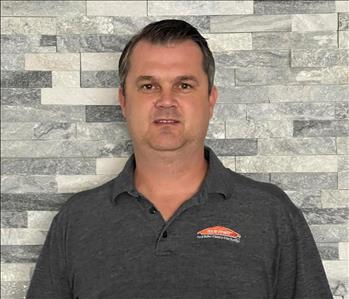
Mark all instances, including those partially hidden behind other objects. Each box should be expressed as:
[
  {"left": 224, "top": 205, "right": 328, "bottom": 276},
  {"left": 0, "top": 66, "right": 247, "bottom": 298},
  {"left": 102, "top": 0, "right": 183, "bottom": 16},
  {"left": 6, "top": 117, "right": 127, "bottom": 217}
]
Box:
[{"left": 128, "top": 39, "right": 205, "bottom": 76}]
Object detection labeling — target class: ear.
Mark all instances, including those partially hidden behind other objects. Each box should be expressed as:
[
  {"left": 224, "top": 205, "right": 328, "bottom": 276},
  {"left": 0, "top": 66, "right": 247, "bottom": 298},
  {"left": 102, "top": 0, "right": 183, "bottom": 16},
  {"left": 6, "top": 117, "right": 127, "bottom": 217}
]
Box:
[
  {"left": 118, "top": 87, "right": 127, "bottom": 118},
  {"left": 208, "top": 85, "right": 218, "bottom": 119}
]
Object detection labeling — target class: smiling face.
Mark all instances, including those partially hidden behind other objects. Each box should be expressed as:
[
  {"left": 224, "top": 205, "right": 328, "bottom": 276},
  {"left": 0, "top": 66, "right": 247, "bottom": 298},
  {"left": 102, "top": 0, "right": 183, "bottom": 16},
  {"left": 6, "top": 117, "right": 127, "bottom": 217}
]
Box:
[{"left": 118, "top": 39, "right": 217, "bottom": 153}]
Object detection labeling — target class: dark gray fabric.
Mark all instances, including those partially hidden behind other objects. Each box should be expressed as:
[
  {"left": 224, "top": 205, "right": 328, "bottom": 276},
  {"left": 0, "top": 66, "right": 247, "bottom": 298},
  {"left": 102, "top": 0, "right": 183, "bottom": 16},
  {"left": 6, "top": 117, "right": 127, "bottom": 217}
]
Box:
[{"left": 26, "top": 145, "right": 332, "bottom": 299}]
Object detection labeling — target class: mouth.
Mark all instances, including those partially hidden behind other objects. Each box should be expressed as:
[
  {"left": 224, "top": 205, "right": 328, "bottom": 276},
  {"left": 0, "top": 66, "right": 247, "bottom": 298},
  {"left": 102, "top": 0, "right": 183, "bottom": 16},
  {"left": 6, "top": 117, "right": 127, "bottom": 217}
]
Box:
[{"left": 153, "top": 119, "right": 180, "bottom": 125}]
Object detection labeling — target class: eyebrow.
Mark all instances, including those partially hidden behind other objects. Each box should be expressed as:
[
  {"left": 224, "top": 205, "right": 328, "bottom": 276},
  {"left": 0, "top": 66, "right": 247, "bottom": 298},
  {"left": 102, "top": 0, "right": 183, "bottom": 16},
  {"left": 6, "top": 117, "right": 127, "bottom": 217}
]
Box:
[{"left": 135, "top": 75, "right": 200, "bottom": 84}]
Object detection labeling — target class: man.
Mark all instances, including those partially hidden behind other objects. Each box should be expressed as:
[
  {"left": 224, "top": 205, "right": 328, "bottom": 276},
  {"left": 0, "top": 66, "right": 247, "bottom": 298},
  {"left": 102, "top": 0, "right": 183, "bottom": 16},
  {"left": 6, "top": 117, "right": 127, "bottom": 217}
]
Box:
[{"left": 26, "top": 19, "right": 332, "bottom": 299}]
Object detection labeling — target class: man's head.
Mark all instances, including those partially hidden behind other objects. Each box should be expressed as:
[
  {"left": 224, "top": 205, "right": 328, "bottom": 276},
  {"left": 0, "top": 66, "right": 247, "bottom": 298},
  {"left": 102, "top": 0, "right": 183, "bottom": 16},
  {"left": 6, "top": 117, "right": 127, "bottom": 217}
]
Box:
[
  {"left": 118, "top": 19, "right": 215, "bottom": 95},
  {"left": 118, "top": 19, "right": 218, "bottom": 153}
]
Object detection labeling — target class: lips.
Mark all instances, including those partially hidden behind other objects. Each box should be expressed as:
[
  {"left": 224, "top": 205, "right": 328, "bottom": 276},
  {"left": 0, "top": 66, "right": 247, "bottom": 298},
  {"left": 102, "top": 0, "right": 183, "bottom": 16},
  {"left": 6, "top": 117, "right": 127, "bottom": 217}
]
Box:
[{"left": 154, "top": 119, "right": 180, "bottom": 124}]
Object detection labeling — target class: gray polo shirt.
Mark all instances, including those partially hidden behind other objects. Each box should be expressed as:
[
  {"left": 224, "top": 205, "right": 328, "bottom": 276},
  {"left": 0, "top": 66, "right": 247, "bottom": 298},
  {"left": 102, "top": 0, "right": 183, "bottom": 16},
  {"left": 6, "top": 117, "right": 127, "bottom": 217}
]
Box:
[{"left": 26, "top": 145, "right": 332, "bottom": 299}]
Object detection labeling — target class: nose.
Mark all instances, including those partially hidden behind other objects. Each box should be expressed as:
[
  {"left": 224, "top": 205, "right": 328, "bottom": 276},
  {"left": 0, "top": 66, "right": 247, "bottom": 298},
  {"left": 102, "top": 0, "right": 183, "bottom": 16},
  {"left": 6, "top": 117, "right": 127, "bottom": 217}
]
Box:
[{"left": 154, "top": 88, "right": 178, "bottom": 109}]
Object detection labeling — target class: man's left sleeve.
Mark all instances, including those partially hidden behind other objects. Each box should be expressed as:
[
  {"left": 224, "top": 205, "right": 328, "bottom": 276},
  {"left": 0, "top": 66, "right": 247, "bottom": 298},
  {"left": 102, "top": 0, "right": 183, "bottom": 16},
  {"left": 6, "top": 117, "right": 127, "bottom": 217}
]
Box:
[{"left": 274, "top": 200, "right": 333, "bottom": 299}]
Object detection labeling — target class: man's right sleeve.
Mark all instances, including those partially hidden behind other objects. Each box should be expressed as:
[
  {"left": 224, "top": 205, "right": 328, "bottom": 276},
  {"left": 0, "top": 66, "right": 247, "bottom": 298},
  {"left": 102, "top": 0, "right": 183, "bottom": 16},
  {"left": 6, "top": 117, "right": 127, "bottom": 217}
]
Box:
[{"left": 26, "top": 213, "right": 73, "bottom": 299}]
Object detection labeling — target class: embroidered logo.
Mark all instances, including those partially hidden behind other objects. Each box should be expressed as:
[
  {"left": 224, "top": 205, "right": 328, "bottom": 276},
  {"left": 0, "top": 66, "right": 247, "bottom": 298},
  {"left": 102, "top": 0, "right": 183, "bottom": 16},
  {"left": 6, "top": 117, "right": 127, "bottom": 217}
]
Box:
[{"left": 197, "top": 226, "right": 241, "bottom": 243}]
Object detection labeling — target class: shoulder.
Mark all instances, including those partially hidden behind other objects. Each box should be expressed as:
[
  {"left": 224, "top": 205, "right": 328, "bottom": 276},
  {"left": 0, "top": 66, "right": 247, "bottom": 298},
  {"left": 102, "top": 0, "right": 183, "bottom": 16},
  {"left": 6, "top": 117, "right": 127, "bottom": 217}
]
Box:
[{"left": 225, "top": 169, "right": 301, "bottom": 217}]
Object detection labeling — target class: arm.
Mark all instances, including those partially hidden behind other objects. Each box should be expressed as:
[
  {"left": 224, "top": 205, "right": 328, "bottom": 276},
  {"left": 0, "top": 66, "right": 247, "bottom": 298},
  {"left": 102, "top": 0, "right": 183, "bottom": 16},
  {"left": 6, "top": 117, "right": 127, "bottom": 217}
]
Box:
[
  {"left": 26, "top": 212, "right": 73, "bottom": 299},
  {"left": 275, "top": 204, "right": 333, "bottom": 299}
]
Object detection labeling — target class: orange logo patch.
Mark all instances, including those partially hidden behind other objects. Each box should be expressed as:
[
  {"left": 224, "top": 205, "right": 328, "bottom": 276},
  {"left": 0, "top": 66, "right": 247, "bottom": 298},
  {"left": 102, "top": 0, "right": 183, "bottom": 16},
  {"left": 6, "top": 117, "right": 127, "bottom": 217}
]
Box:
[{"left": 197, "top": 226, "right": 241, "bottom": 243}]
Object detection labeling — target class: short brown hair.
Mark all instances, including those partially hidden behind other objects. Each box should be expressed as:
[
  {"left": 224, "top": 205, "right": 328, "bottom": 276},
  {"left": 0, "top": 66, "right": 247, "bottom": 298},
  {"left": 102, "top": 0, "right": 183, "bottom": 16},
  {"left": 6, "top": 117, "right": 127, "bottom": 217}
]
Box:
[{"left": 118, "top": 19, "right": 215, "bottom": 95}]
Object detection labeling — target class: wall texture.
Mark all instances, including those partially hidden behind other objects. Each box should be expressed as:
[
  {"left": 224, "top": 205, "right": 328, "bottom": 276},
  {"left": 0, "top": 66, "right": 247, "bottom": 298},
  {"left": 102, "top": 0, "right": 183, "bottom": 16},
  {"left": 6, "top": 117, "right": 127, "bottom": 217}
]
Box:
[{"left": 1, "top": 1, "right": 348, "bottom": 298}]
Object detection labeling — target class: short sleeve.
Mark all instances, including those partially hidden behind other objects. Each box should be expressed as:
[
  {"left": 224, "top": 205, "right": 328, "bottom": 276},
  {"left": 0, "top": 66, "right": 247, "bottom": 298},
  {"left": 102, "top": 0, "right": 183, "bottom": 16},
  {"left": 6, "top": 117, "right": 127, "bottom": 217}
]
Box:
[
  {"left": 26, "top": 212, "right": 73, "bottom": 299},
  {"left": 275, "top": 204, "right": 332, "bottom": 299}
]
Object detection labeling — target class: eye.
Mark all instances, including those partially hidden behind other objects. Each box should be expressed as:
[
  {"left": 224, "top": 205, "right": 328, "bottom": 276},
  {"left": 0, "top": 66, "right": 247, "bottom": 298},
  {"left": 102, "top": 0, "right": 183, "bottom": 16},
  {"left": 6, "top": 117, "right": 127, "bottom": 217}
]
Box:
[
  {"left": 179, "top": 82, "right": 192, "bottom": 90},
  {"left": 141, "top": 84, "right": 154, "bottom": 90}
]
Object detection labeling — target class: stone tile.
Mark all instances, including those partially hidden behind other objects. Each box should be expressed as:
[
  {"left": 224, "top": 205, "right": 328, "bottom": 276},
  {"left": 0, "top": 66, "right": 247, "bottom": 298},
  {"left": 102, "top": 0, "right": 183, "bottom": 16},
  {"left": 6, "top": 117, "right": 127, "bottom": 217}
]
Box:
[
  {"left": 339, "top": 31, "right": 349, "bottom": 48},
  {"left": 217, "top": 157, "right": 236, "bottom": 172},
  {"left": 336, "top": 102, "right": 349, "bottom": 120},
  {"left": 336, "top": 1, "right": 349, "bottom": 12},
  {"left": 293, "top": 120, "right": 349, "bottom": 137},
  {"left": 217, "top": 86, "right": 269, "bottom": 103},
  {"left": 96, "top": 157, "right": 128, "bottom": 175},
  {"left": 316, "top": 243, "right": 339, "bottom": 260},
  {"left": 310, "top": 224, "right": 348, "bottom": 242},
  {"left": 226, "top": 119, "right": 293, "bottom": 138},
  {"left": 80, "top": 71, "right": 119, "bottom": 88},
  {"left": 291, "top": 49, "right": 349, "bottom": 67},
  {"left": 1, "top": 54, "right": 25, "bottom": 71},
  {"left": 338, "top": 171, "right": 349, "bottom": 189},
  {"left": 214, "top": 67, "right": 235, "bottom": 88},
  {"left": 57, "top": 34, "right": 131, "bottom": 52},
  {"left": 1, "top": 212, "right": 27, "bottom": 228},
  {"left": 338, "top": 242, "right": 348, "bottom": 259},
  {"left": 1, "top": 246, "right": 42, "bottom": 263},
  {"left": 271, "top": 173, "right": 338, "bottom": 190},
  {"left": 211, "top": 15, "right": 291, "bottom": 32},
  {"left": 77, "top": 122, "right": 129, "bottom": 140},
  {"left": 1, "top": 1, "right": 85, "bottom": 16},
  {"left": 215, "top": 50, "right": 289, "bottom": 68},
  {"left": 1, "top": 105, "right": 85, "bottom": 122},
  {"left": 1, "top": 175, "right": 57, "bottom": 193},
  {"left": 1, "top": 122, "right": 76, "bottom": 140},
  {"left": 246, "top": 103, "right": 335, "bottom": 120},
  {"left": 87, "top": 1, "right": 146, "bottom": 16},
  {"left": 338, "top": 155, "right": 349, "bottom": 172},
  {"left": 258, "top": 137, "right": 336, "bottom": 155},
  {"left": 337, "top": 137, "right": 349, "bottom": 154},
  {"left": 292, "top": 13, "right": 337, "bottom": 31},
  {"left": 1, "top": 17, "right": 56, "bottom": 35},
  {"left": 1, "top": 281, "right": 30, "bottom": 297},
  {"left": 323, "top": 260, "right": 349, "bottom": 296},
  {"left": 204, "top": 33, "right": 252, "bottom": 51},
  {"left": 25, "top": 53, "right": 80, "bottom": 71},
  {"left": 148, "top": 1, "right": 253, "bottom": 16},
  {"left": 321, "top": 190, "right": 349, "bottom": 208},
  {"left": 1, "top": 71, "right": 52, "bottom": 88},
  {"left": 269, "top": 85, "right": 349, "bottom": 103},
  {"left": 40, "top": 35, "right": 56, "bottom": 47},
  {"left": 85, "top": 105, "right": 126, "bottom": 122},
  {"left": 1, "top": 228, "right": 48, "bottom": 245},
  {"left": 254, "top": 1, "right": 335, "bottom": 14},
  {"left": 1, "top": 158, "right": 96, "bottom": 175},
  {"left": 56, "top": 174, "right": 115, "bottom": 193},
  {"left": 1, "top": 263, "right": 33, "bottom": 281},
  {"left": 52, "top": 71, "right": 80, "bottom": 88},
  {"left": 252, "top": 31, "right": 338, "bottom": 49},
  {"left": 236, "top": 155, "right": 337, "bottom": 173},
  {"left": 1, "top": 34, "right": 56, "bottom": 54},
  {"left": 56, "top": 15, "right": 209, "bottom": 35},
  {"left": 236, "top": 66, "right": 348, "bottom": 85},
  {"left": 81, "top": 53, "right": 121, "bottom": 71},
  {"left": 302, "top": 208, "right": 348, "bottom": 224},
  {"left": 27, "top": 211, "right": 58, "bottom": 229},
  {"left": 211, "top": 104, "right": 246, "bottom": 121},
  {"left": 339, "top": 13, "right": 349, "bottom": 30},
  {"left": 285, "top": 190, "right": 321, "bottom": 208},
  {"left": 1, "top": 281, "right": 29, "bottom": 297},
  {"left": 1, "top": 139, "right": 133, "bottom": 158},
  {"left": 207, "top": 122, "right": 225, "bottom": 139},
  {"left": 1, "top": 193, "right": 72, "bottom": 212},
  {"left": 41, "top": 88, "right": 118, "bottom": 105},
  {"left": 204, "top": 139, "right": 257, "bottom": 156}
]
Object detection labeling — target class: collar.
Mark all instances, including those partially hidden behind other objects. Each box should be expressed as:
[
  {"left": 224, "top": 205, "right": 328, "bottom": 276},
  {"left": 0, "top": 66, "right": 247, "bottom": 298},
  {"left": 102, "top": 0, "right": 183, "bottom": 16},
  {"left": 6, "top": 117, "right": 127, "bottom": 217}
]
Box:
[{"left": 111, "top": 145, "right": 232, "bottom": 205}]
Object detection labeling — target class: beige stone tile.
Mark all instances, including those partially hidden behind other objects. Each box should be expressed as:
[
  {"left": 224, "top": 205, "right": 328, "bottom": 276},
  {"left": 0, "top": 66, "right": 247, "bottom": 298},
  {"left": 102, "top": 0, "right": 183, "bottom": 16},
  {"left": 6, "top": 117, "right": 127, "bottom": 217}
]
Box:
[
  {"left": 236, "top": 155, "right": 337, "bottom": 173},
  {"left": 321, "top": 190, "right": 349, "bottom": 208},
  {"left": 204, "top": 33, "right": 252, "bottom": 51},
  {"left": 1, "top": 263, "right": 34, "bottom": 281},
  {"left": 56, "top": 175, "right": 116, "bottom": 193},
  {"left": 81, "top": 53, "right": 121, "bottom": 71},
  {"left": 87, "top": 1, "right": 147, "bottom": 16},
  {"left": 25, "top": 54, "right": 80, "bottom": 71},
  {"left": 96, "top": 157, "right": 128, "bottom": 175},
  {"left": 292, "top": 13, "right": 337, "bottom": 31},
  {"left": 27, "top": 211, "right": 58, "bottom": 229},
  {"left": 52, "top": 71, "right": 80, "bottom": 88},
  {"left": 1, "top": 17, "right": 56, "bottom": 35},
  {"left": 339, "top": 242, "right": 349, "bottom": 260},
  {"left": 1, "top": 229, "right": 47, "bottom": 245},
  {"left": 41, "top": 88, "right": 118, "bottom": 105}
]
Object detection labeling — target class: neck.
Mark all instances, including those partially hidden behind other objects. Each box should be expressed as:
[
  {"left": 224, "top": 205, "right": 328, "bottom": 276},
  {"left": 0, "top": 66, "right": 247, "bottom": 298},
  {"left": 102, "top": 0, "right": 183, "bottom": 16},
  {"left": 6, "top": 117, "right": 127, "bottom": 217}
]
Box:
[{"left": 133, "top": 145, "right": 208, "bottom": 198}]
